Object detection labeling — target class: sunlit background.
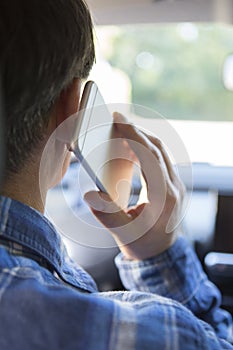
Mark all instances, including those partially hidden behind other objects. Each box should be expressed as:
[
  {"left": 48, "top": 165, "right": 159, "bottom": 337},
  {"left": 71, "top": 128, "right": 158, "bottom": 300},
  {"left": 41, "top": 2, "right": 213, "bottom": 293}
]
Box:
[{"left": 90, "top": 23, "right": 233, "bottom": 166}]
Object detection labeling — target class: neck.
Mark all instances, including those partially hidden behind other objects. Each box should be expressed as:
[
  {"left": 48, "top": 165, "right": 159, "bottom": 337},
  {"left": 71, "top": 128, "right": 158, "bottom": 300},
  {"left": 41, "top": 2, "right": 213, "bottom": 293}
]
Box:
[{"left": 1, "top": 166, "right": 47, "bottom": 214}]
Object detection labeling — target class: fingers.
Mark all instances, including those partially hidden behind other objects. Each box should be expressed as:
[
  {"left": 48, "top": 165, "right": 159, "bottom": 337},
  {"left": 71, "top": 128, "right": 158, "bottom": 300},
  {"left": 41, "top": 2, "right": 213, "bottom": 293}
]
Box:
[
  {"left": 113, "top": 112, "right": 154, "bottom": 156},
  {"left": 142, "top": 132, "right": 178, "bottom": 183},
  {"left": 143, "top": 132, "right": 185, "bottom": 197},
  {"left": 84, "top": 191, "right": 132, "bottom": 229},
  {"left": 113, "top": 112, "right": 173, "bottom": 202},
  {"left": 114, "top": 112, "right": 184, "bottom": 187}
]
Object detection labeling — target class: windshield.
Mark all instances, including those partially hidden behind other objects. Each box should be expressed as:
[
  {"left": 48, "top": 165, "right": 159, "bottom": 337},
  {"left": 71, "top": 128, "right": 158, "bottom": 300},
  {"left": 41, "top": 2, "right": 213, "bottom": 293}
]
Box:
[{"left": 90, "top": 23, "right": 233, "bottom": 166}]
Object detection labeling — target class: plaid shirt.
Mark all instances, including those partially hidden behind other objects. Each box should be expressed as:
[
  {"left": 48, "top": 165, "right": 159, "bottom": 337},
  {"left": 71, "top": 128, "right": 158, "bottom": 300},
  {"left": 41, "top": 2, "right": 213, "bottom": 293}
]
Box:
[{"left": 0, "top": 196, "right": 232, "bottom": 349}]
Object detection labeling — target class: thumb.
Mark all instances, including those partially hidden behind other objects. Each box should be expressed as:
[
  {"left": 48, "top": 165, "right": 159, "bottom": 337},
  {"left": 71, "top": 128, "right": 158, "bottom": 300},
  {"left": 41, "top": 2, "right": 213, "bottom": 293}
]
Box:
[{"left": 84, "top": 191, "right": 131, "bottom": 229}]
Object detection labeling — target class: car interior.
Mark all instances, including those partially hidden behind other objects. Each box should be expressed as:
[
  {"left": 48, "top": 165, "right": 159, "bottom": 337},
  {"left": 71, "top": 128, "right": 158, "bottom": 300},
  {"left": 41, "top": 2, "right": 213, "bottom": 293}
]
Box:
[{"left": 1, "top": 0, "right": 233, "bottom": 315}]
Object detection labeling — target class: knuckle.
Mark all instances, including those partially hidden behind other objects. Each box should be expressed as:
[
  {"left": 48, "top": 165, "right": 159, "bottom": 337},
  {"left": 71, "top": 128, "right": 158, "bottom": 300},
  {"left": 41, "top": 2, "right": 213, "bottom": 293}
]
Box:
[
  {"left": 151, "top": 146, "right": 162, "bottom": 162},
  {"left": 167, "top": 193, "right": 178, "bottom": 211},
  {"left": 176, "top": 180, "right": 186, "bottom": 199},
  {"left": 167, "top": 184, "right": 184, "bottom": 204},
  {"left": 155, "top": 138, "right": 163, "bottom": 149}
]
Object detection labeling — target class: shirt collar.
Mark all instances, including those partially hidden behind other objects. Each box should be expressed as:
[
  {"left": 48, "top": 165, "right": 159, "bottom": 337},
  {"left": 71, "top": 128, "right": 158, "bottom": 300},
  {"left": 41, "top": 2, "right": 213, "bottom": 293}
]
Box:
[{"left": 0, "top": 196, "right": 97, "bottom": 293}]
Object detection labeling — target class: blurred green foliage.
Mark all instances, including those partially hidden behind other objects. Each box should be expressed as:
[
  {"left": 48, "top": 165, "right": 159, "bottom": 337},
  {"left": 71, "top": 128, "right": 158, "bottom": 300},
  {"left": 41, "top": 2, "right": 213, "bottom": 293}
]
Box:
[{"left": 106, "top": 24, "right": 233, "bottom": 121}]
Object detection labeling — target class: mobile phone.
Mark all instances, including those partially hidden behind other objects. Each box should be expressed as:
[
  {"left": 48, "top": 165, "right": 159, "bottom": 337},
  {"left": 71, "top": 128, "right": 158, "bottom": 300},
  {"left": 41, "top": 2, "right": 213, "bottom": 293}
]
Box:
[{"left": 70, "top": 81, "right": 134, "bottom": 209}]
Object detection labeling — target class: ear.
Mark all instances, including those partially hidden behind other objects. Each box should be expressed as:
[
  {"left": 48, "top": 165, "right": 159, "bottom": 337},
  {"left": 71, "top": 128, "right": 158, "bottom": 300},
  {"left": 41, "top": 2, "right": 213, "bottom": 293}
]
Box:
[{"left": 52, "top": 78, "right": 82, "bottom": 127}]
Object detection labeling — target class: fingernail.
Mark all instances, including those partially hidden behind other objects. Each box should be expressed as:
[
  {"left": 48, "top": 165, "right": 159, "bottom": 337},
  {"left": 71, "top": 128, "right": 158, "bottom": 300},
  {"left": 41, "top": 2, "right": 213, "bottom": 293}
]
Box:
[{"left": 113, "top": 112, "right": 127, "bottom": 123}]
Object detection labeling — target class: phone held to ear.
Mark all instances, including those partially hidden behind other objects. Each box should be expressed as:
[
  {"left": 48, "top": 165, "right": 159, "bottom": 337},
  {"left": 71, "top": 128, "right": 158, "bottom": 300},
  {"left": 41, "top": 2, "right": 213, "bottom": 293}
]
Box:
[{"left": 70, "top": 81, "right": 134, "bottom": 209}]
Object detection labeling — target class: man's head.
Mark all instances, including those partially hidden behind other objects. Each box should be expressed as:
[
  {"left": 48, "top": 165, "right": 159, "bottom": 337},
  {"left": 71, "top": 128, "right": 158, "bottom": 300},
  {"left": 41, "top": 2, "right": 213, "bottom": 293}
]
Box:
[{"left": 0, "top": 0, "right": 95, "bottom": 176}]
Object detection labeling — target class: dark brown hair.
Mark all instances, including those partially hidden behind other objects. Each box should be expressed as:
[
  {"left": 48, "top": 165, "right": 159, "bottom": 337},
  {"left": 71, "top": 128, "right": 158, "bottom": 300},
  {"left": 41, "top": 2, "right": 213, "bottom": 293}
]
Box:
[{"left": 0, "top": 0, "right": 95, "bottom": 173}]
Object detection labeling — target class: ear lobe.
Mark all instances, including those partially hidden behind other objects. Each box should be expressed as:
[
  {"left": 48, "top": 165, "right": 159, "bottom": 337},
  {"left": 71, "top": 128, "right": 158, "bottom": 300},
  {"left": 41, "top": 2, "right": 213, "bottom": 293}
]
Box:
[{"left": 55, "top": 78, "right": 81, "bottom": 126}]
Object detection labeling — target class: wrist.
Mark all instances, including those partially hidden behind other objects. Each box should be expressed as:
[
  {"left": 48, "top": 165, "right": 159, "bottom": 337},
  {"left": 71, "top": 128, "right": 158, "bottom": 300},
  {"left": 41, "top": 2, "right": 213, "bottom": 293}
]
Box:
[{"left": 117, "top": 231, "right": 179, "bottom": 261}]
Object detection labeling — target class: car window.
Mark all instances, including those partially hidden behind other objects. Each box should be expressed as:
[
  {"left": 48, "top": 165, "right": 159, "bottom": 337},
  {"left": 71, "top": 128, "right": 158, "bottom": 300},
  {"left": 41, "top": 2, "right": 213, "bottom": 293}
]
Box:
[{"left": 89, "top": 23, "right": 233, "bottom": 166}]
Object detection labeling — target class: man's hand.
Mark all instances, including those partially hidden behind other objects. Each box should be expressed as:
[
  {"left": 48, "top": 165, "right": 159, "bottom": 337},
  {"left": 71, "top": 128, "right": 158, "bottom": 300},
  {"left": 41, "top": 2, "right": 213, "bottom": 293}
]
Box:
[{"left": 84, "top": 112, "right": 185, "bottom": 261}]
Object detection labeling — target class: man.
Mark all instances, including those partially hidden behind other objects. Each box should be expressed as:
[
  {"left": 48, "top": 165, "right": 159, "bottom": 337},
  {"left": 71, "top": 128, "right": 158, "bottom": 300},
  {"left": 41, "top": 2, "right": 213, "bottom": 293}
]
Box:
[{"left": 0, "top": 1, "right": 232, "bottom": 349}]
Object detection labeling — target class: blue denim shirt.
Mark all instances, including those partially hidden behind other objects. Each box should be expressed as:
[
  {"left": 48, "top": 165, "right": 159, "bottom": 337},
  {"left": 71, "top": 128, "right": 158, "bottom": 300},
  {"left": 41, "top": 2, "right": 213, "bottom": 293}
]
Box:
[{"left": 0, "top": 195, "right": 232, "bottom": 349}]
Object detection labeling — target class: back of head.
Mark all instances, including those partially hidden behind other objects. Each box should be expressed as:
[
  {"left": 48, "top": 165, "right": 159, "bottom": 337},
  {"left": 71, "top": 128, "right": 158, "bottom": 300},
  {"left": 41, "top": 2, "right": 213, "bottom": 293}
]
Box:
[
  {"left": 0, "top": 74, "right": 5, "bottom": 186},
  {"left": 0, "top": 0, "right": 95, "bottom": 175}
]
